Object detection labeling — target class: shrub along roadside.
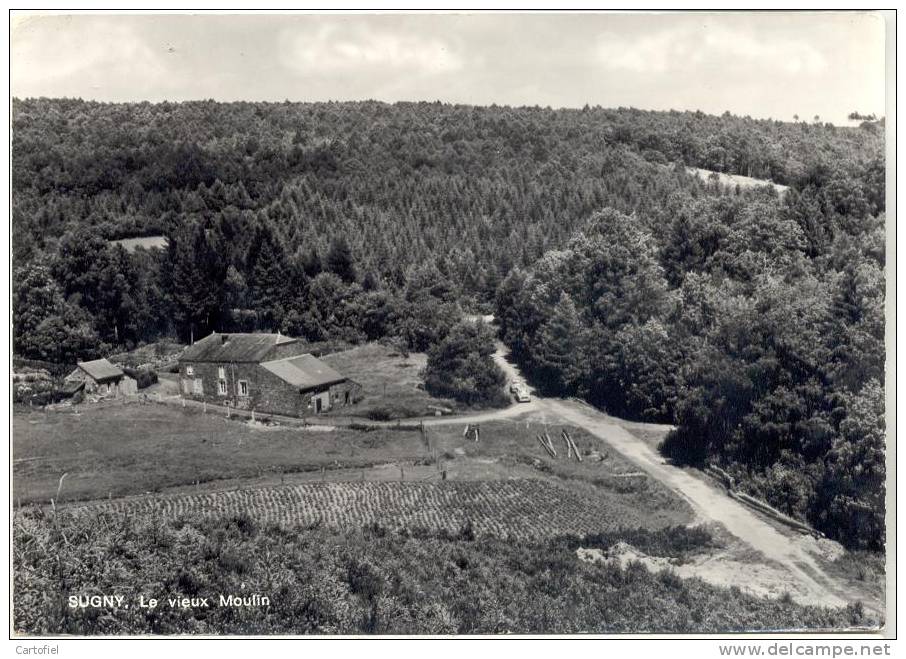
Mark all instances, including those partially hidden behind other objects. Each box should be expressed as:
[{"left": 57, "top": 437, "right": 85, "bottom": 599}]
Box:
[
  {"left": 123, "top": 367, "right": 159, "bottom": 390},
  {"left": 424, "top": 320, "right": 508, "bottom": 408}
]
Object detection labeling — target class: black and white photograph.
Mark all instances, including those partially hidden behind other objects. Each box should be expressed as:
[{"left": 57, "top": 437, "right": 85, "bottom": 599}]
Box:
[{"left": 7, "top": 8, "right": 894, "bottom": 644}]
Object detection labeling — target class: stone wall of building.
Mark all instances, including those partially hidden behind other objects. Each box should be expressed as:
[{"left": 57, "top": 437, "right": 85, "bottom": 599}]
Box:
[{"left": 323, "top": 379, "right": 364, "bottom": 412}]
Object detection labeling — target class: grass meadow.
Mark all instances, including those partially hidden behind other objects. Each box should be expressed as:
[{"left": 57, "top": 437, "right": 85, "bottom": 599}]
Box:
[
  {"left": 13, "top": 403, "right": 429, "bottom": 504},
  {"left": 320, "top": 343, "right": 458, "bottom": 419}
]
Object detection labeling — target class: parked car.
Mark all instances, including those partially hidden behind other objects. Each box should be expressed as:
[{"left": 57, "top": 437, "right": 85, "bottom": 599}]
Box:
[{"left": 514, "top": 386, "right": 531, "bottom": 403}]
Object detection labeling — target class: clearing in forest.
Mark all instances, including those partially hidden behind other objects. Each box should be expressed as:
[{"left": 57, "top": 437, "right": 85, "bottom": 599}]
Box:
[{"left": 687, "top": 167, "right": 790, "bottom": 195}]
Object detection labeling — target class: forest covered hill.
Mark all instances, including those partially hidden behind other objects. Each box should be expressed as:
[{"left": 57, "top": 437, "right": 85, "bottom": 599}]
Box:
[
  {"left": 12, "top": 99, "right": 883, "bottom": 281},
  {"left": 11, "top": 99, "right": 886, "bottom": 549}
]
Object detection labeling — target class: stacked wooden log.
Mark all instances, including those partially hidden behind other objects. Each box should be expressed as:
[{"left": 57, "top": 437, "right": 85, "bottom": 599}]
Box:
[
  {"left": 562, "top": 429, "right": 582, "bottom": 462},
  {"left": 536, "top": 433, "right": 557, "bottom": 458},
  {"left": 536, "top": 429, "right": 583, "bottom": 462}
]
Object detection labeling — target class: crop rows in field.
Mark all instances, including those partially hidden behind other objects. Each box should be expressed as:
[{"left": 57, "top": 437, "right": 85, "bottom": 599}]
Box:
[{"left": 67, "top": 479, "right": 620, "bottom": 539}]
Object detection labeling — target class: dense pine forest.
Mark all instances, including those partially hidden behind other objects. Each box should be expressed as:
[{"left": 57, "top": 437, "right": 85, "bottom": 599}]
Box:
[{"left": 11, "top": 98, "right": 886, "bottom": 549}]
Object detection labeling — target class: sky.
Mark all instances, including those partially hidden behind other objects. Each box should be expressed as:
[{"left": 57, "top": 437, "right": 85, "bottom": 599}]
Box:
[{"left": 10, "top": 12, "right": 888, "bottom": 124}]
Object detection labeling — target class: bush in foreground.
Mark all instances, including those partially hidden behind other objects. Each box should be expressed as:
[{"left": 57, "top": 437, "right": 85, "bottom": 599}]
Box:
[{"left": 13, "top": 508, "right": 871, "bottom": 635}]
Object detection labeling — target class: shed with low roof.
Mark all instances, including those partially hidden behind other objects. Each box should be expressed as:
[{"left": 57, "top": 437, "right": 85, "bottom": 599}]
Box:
[{"left": 65, "top": 358, "right": 137, "bottom": 397}]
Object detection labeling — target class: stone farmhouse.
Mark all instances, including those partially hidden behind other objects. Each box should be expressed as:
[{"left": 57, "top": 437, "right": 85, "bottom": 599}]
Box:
[{"left": 177, "top": 332, "right": 361, "bottom": 417}]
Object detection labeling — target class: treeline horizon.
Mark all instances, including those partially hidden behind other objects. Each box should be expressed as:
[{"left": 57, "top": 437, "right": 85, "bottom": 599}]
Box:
[{"left": 13, "top": 95, "right": 882, "bottom": 124}]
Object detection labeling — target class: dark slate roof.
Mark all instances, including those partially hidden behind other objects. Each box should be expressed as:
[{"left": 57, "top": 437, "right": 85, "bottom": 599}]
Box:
[
  {"left": 260, "top": 354, "right": 345, "bottom": 391},
  {"left": 179, "top": 332, "right": 297, "bottom": 363},
  {"left": 77, "top": 358, "right": 125, "bottom": 383}
]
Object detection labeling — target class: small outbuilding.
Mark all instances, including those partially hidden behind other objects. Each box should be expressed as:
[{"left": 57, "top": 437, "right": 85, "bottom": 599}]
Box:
[
  {"left": 65, "top": 358, "right": 137, "bottom": 397},
  {"left": 260, "top": 353, "right": 357, "bottom": 414}
]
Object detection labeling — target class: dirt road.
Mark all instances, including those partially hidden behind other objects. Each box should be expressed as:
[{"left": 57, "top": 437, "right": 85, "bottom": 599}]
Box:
[
  {"left": 427, "top": 343, "right": 854, "bottom": 609},
  {"left": 544, "top": 397, "right": 850, "bottom": 608}
]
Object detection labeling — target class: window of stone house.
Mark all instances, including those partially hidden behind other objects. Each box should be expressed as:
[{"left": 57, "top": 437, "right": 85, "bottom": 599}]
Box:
[
  {"left": 218, "top": 366, "right": 226, "bottom": 379},
  {"left": 218, "top": 379, "right": 227, "bottom": 395},
  {"left": 186, "top": 365, "right": 194, "bottom": 377},
  {"left": 238, "top": 380, "right": 249, "bottom": 397}
]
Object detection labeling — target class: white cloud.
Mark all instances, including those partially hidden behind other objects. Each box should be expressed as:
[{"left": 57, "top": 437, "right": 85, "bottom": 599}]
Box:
[
  {"left": 280, "top": 23, "right": 463, "bottom": 76},
  {"left": 12, "top": 17, "right": 168, "bottom": 95},
  {"left": 596, "top": 23, "right": 827, "bottom": 76},
  {"left": 8, "top": 13, "right": 879, "bottom": 120}
]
